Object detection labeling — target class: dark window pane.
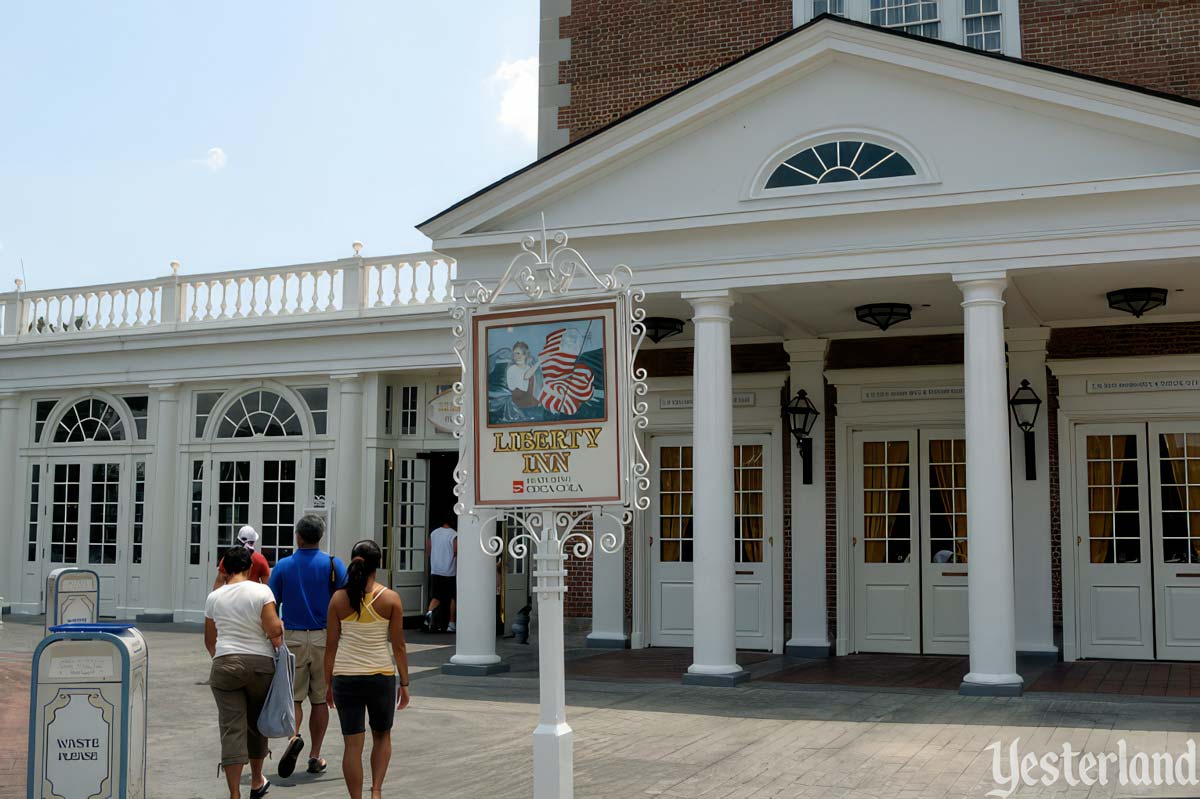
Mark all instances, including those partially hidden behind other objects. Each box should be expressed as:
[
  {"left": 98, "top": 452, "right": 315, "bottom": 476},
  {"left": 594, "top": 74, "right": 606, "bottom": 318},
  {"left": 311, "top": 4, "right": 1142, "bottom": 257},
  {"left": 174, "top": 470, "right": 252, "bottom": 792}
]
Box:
[{"left": 1115, "top": 539, "right": 1140, "bottom": 564}]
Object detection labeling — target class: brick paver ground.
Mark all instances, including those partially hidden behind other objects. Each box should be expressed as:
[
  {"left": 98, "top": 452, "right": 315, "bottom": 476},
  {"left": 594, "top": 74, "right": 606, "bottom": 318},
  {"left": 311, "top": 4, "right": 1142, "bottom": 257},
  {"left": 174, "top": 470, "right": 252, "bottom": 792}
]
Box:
[{"left": 5, "top": 618, "right": 1200, "bottom": 798}]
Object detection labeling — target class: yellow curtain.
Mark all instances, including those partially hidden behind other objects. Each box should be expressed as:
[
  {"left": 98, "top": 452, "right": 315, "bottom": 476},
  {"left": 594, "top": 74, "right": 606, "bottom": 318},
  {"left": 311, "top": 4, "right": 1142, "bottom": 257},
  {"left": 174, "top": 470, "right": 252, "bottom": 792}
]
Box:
[
  {"left": 928, "top": 440, "right": 966, "bottom": 563},
  {"left": 1162, "top": 434, "right": 1194, "bottom": 562},
  {"left": 1088, "top": 436, "right": 1112, "bottom": 564},
  {"left": 863, "top": 442, "right": 888, "bottom": 563}
]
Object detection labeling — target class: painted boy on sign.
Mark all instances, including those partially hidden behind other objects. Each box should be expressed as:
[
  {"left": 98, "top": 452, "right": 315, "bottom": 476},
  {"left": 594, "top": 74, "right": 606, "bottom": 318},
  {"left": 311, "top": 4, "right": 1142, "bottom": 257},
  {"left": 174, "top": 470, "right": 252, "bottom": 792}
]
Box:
[{"left": 486, "top": 317, "right": 606, "bottom": 426}]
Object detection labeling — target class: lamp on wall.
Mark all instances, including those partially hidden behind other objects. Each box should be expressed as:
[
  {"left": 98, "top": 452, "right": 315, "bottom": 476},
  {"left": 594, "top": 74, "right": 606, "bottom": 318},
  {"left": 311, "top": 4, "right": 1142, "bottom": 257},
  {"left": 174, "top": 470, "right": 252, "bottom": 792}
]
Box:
[
  {"left": 784, "top": 389, "right": 821, "bottom": 484},
  {"left": 642, "top": 316, "right": 686, "bottom": 344},
  {"left": 855, "top": 303, "right": 912, "bottom": 331},
  {"left": 1008, "top": 379, "right": 1043, "bottom": 480}
]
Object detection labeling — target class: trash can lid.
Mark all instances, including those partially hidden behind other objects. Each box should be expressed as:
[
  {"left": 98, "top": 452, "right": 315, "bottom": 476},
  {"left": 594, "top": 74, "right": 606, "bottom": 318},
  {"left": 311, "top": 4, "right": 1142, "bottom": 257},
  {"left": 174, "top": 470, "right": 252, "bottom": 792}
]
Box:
[{"left": 49, "top": 622, "right": 137, "bottom": 633}]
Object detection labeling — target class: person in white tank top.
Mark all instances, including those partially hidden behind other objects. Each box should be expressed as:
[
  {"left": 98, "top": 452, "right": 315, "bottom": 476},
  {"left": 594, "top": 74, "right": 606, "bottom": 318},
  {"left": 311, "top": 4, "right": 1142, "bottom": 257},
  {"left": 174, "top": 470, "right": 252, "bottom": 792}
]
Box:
[{"left": 424, "top": 521, "right": 459, "bottom": 633}]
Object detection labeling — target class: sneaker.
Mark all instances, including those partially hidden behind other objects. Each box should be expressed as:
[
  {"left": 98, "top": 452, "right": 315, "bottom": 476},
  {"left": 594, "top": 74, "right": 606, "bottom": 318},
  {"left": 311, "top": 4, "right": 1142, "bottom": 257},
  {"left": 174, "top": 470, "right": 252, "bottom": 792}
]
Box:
[
  {"left": 447, "top": 622, "right": 456, "bottom": 633},
  {"left": 422, "top": 611, "right": 433, "bottom": 633}
]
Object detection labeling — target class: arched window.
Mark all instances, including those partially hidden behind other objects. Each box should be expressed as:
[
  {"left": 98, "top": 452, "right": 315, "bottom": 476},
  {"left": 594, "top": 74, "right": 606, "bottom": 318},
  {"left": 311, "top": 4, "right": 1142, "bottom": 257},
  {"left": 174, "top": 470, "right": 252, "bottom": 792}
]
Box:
[
  {"left": 764, "top": 140, "right": 916, "bottom": 189},
  {"left": 217, "top": 391, "right": 303, "bottom": 438},
  {"left": 54, "top": 398, "right": 126, "bottom": 442}
]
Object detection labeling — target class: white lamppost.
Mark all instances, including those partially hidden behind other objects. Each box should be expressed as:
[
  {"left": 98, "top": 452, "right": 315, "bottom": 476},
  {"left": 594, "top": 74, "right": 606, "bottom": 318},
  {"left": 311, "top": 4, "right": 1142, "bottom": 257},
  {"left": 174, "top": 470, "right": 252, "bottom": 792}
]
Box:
[{"left": 449, "top": 217, "right": 648, "bottom": 799}]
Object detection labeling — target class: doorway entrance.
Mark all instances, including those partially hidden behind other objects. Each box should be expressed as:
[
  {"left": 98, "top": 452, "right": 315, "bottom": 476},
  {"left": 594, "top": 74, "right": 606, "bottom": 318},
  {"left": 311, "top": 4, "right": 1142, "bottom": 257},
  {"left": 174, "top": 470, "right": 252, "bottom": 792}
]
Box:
[
  {"left": 851, "top": 428, "right": 969, "bottom": 655},
  {"left": 648, "top": 433, "right": 778, "bottom": 651},
  {"left": 42, "top": 457, "right": 139, "bottom": 617},
  {"left": 212, "top": 455, "right": 301, "bottom": 566},
  {"left": 1074, "top": 423, "right": 1200, "bottom": 661}
]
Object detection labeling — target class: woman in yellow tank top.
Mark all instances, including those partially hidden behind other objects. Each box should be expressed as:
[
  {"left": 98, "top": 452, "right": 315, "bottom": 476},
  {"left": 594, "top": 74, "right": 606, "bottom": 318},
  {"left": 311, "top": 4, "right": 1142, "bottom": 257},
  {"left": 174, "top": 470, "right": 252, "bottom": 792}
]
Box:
[{"left": 324, "top": 540, "right": 410, "bottom": 799}]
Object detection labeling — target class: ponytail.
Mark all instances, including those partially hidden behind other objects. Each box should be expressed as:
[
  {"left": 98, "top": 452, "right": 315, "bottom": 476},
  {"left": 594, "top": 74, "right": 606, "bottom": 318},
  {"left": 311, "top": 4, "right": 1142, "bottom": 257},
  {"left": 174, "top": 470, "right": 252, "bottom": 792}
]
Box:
[{"left": 346, "top": 539, "right": 382, "bottom": 615}]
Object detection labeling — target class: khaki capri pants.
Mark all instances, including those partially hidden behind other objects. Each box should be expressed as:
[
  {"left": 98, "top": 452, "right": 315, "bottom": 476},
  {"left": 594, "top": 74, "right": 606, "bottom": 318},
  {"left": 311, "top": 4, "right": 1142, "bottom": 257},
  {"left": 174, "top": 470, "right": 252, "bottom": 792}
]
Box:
[{"left": 209, "top": 654, "right": 275, "bottom": 767}]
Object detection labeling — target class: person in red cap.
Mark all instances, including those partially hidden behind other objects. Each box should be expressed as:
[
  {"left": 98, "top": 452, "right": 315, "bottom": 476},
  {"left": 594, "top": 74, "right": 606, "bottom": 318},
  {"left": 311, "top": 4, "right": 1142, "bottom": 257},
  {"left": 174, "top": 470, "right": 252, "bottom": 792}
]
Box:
[{"left": 213, "top": 525, "right": 271, "bottom": 589}]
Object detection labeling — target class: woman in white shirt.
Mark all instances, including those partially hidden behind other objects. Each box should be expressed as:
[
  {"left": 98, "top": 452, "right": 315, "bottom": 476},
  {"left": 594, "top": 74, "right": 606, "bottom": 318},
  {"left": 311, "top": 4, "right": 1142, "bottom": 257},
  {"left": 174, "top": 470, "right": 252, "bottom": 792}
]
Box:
[{"left": 205, "top": 545, "right": 284, "bottom": 799}]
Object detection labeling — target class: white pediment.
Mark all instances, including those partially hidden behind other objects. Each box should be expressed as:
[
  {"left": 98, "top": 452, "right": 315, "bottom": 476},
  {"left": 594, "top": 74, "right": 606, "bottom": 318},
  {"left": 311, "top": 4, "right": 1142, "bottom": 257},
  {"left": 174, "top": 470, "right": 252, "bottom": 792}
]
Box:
[{"left": 422, "top": 19, "right": 1200, "bottom": 244}]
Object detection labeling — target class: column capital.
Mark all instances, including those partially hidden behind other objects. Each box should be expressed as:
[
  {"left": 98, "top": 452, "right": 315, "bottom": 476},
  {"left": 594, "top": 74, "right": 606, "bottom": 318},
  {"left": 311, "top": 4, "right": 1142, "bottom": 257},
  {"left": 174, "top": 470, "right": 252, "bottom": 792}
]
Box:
[
  {"left": 331, "top": 372, "right": 363, "bottom": 384},
  {"left": 784, "top": 338, "right": 829, "bottom": 364},
  {"left": 1005, "top": 327, "right": 1050, "bottom": 353},
  {"left": 148, "top": 382, "right": 180, "bottom": 399},
  {"left": 682, "top": 290, "right": 734, "bottom": 322},
  {"left": 954, "top": 272, "right": 1007, "bottom": 307},
  {"left": 0, "top": 392, "right": 18, "bottom": 411}
]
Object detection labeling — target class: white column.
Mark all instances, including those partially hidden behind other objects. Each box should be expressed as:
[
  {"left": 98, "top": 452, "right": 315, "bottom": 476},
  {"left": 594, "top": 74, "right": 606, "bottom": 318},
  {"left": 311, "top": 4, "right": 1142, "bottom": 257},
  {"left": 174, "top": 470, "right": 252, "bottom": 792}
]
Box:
[
  {"left": 443, "top": 512, "right": 509, "bottom": 675},
  {"left": 0, "top": 393, "right": 20, "bottom": 612},
  {"left": 1007, "top": 328, "right": 1056, "bottom": 658},
  {"left": 682, "top": 290, "right": 747, "bottom": 686},
  {"left": 587, "top": 507, "right": 628, "bottom": 648},
  {"left": 143, "top": 383, "right": 180, "bottom": 621},
  {"left": 332, "top": 373, "right": 364, "bottom": 559},
  {"left": 955, "top": 273, "right": 1022, "bottom": 696},
  {"left": 532, "top": 512, "right": 572, "bottom": 798},
  {"left": 783, "top": 339, "right": 830, "bottom": 657}
]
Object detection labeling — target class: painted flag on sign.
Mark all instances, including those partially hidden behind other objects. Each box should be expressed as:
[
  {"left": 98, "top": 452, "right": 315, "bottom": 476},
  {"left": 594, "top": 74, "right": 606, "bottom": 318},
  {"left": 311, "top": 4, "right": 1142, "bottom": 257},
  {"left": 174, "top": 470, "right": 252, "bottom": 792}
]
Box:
[{"left": 538, "top": 327, "right": 595, "bottom": 416}]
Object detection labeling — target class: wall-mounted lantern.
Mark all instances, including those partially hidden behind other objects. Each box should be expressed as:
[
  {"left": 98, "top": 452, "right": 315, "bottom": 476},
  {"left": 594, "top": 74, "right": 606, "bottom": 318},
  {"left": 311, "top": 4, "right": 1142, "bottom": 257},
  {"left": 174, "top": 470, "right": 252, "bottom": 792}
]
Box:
[
  {"left": 1009, "top": 378, "right": 1043, "bottom": 480},
  {"left": 784, "top": 389, "right": 821, "bottom": 484}
]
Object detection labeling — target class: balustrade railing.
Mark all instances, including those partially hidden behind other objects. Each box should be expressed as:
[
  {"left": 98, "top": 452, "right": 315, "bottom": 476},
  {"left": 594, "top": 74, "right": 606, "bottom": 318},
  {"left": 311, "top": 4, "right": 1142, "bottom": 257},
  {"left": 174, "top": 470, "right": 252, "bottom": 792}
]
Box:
[{"left": 0, "top": 251, "right": 455, "bottom": 340}]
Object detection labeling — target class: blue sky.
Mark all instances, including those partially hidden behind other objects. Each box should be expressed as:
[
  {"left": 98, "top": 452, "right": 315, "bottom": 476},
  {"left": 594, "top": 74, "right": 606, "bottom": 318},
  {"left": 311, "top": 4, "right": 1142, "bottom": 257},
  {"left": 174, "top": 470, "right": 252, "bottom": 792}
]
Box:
[{"left": 0, "top": 2, "right": 538, "bottom": 290}]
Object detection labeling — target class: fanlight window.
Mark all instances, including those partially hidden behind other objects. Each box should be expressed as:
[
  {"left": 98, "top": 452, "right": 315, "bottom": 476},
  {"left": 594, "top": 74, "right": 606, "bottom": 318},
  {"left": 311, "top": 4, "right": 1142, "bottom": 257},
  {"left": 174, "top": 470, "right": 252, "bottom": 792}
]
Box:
[
  {"left": 54, "top": 398, "right": 126, "bottom": 442},
  {"left": 765, "top": 140, "right": 916, "bottom": 189},
  {"left": 217, "top": 391, "right": 303, "bottom": 438}
]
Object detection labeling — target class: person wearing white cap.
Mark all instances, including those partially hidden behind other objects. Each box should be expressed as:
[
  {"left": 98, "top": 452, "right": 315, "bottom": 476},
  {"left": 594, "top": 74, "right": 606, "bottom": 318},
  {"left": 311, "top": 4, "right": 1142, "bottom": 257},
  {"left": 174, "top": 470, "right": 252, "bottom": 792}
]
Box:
[{"left": 213, "top": 525, "right": 272, "bottom": 590}]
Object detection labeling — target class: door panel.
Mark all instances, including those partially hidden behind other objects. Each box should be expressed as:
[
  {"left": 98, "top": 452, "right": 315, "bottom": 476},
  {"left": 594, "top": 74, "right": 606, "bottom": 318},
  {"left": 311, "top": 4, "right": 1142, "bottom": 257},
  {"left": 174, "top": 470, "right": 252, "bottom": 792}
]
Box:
[
  {"left": 1149, "top": 424, "right": 1200, "bottom": 660},
  {"left": 44, "top": 460, "right": 126, "bottom": 617},
  {"left": 921, "top": 434, "right": 969, "bottom": 655},
  {"left": 390, "top": 454, "right": 427, "bottom": 616},
  {"left": 853, "top": 432, "right": 920, "bottom": 653},
  {"left": 649, "top": 435, "right": 776, "bottom": 651},
  {"left": 1075, "top": 425, "right": 1154, "bottom": 660}
]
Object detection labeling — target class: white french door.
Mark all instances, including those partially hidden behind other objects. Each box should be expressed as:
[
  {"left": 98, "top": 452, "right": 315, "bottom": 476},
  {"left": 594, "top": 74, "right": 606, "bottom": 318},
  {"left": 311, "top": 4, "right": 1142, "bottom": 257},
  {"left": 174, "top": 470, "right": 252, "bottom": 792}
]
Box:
[
  {"left": 851, "top": 429, "right": 969, "bottom": 655},
  {"left": 1148, "top": 423, "right": 1200, "bottom": 660},
  {"left": 1074, "top": 425, "right": 1154, "bottom": 660},
  {"left": 920, "top": 432, "right": 969, "bottom": 655},
  {"left": 43, "top": 458, "right": 131, "bottom": 617},
  {"left": 211, "top": 455, "right": 301, "bottom": 568},
  {"left": 853, "top": 431, "right": 919, "bottom": 653},
  {"left": 387, "top": 453, "right": 428, "bottom": 616},
  {"left": 648, "top": 434, "right": 777, "bottom": 651}
]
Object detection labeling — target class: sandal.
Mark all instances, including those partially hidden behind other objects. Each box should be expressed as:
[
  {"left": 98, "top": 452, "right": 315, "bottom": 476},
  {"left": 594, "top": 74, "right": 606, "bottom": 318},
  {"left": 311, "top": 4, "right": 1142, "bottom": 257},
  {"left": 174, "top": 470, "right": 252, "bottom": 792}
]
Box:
[
  {"left": 250, "top": 779, "right": 271, "bottom": 799},
  {"left": 306, "top": 757, "right": 327, "bottom": 774},
  {"left": 277, "top": 736, "right": 304, "bottom": 778}
]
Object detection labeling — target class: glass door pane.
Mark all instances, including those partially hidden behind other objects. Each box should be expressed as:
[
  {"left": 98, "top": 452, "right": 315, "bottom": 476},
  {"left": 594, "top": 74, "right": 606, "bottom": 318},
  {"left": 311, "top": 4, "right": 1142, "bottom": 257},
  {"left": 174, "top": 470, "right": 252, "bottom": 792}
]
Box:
[
  {"left": 51, "top": 463, "right": 81, "bottom": 563},
  {"left": 87, "top": 463, "right": 120, "bottom": 564},
  {"left": 261, "top": 459, "right": 297, "bottom": 565},
  {"left": 734, "top": 444, "right": 765, "bottom": 563},
  {"left": 217, "top": 460, "right": 251, "bottom": 556}
]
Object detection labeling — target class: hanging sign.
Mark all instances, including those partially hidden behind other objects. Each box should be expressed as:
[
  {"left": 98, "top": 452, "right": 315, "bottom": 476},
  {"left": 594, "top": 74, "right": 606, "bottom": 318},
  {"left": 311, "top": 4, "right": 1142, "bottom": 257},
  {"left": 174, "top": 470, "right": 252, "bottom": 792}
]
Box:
[
  {"left": 472, "top": 300, "right": 626, "bottom": 507},
  {"left": 426, "top": 387, "right": 458, "bottom": 434}
]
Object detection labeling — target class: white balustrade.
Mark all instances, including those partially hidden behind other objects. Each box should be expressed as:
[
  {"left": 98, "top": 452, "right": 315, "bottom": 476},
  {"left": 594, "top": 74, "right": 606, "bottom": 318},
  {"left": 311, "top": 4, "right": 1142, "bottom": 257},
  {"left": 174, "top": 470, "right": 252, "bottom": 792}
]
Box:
[{"left": 0, "top": 251, "right": 455, "bottom": 340}]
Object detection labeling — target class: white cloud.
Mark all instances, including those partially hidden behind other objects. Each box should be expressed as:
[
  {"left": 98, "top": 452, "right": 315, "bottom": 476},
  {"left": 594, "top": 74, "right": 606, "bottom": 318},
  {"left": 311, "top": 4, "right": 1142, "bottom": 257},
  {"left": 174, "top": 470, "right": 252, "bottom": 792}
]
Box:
[
  {"left": 198, "top": 146, "right": 227, "bottom": 171},
  {"left": 490, "top": 57, "right": 538, "bottom": 144}
]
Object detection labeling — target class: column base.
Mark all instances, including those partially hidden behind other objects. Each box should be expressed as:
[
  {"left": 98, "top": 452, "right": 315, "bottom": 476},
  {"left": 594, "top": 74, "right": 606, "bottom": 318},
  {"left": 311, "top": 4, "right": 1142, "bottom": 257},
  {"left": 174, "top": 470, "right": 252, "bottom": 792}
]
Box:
[
  {"left": 785, "top": 643, "right": 831, "bottom": 658},
  {"left": 585, "top": 633, "right": 630, "bottom": 649},
  {"left": 1016, "top": 647, "right": 1059, "bottom": 665},
  {"left": 959, "top": 677, "right": 1024, "bottom": 697},
  {"left": 682, "top": 669, "right": 750, "bottom": 687},
  {"left": 441, "top": 661, "right": 511, "bottom": 676},
  {"left": 532, "top": 722, "right": 573, "bottom": 799},
  {"left": 135, "top": 612, "right": 173, "bottom": 624}
]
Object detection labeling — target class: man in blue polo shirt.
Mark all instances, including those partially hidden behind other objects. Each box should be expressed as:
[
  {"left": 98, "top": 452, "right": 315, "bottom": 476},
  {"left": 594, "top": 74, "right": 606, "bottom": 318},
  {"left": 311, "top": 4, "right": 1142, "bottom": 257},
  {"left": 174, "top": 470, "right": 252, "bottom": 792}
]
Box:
[{"left": 268, "top": 513, "right": 347, "bottom": 778}]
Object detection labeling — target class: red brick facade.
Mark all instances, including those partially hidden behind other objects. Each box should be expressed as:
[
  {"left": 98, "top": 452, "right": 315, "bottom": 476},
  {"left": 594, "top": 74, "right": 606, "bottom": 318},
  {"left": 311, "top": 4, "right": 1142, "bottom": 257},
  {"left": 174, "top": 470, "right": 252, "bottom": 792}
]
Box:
[
  {"left": 1019, "top": 1, "right": 1200, "bottom": 102},
  {"left": 551, "top": 1, "right": 1200, "bottom": 145},
  {"left": 556, "top": 0, "right": 792, "bottom": 143}
]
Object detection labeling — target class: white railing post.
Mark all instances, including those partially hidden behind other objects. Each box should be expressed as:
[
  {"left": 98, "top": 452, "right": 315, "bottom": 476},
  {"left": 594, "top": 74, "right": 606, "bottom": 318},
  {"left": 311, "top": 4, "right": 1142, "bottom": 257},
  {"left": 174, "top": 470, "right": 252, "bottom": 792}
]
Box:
[
  {"left": 162, "top": 262, "right": 182, "bottom": 326},
  {"left": 344, "top": 242, "right": 364, "bottom": 312},
  {"left": 2, "top": 279, "right": 20, "bottom": 337}
]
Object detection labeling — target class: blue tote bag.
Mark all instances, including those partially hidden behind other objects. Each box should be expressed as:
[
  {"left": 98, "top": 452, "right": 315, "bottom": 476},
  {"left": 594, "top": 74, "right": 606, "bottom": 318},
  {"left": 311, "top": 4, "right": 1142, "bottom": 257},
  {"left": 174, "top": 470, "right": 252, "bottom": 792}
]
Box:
[{"left": 257, "top": 641, "right": 296, "bottom": 739}]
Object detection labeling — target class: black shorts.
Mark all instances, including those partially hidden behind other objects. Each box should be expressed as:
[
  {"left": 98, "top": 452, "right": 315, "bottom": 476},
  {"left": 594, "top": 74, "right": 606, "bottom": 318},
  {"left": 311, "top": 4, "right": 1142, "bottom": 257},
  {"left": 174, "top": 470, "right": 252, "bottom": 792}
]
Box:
[
  {"left": 430, "top": 574, "right": 457, "bottom": 603},
  {"left": 331, "top": 674, "right": 396, "bottom": 735}
]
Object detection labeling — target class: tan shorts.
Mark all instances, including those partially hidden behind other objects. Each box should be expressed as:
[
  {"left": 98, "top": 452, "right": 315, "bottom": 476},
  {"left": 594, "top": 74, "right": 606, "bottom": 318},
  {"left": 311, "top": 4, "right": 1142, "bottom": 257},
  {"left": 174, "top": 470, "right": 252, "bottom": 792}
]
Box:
[
  {"left": 285, "top": 628, "right": 327, "bottom": 704},
  {"left": 209, "top": 654, "right": 274, "bottom": 767}
]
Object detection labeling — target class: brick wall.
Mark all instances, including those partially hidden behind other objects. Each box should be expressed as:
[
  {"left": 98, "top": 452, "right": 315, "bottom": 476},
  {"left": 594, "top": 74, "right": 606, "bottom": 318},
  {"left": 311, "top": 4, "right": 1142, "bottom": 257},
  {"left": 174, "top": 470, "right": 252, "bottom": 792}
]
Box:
[
  {"left": 1047, "top": 369, "right": 1062, "bottom": 627},
  {"left": 1020, "top": 1, "right": 1200, "bottom": 102},
  {"left": 556, "top": 0, "right": 792, "bottom": 143},
  {"left": 549, "top": 1, "right": 1200, "bottom": 147},
  {"left": 824, "top": 381, "right": 838, "bottom": 644}
]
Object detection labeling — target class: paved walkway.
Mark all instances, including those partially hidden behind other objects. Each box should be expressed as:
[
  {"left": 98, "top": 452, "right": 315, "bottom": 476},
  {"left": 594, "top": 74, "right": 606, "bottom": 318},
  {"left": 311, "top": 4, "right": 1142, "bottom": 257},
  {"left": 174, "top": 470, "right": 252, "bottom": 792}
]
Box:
[{"left": 4, "top": 618, "right": 1200, "bottom": 798}]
